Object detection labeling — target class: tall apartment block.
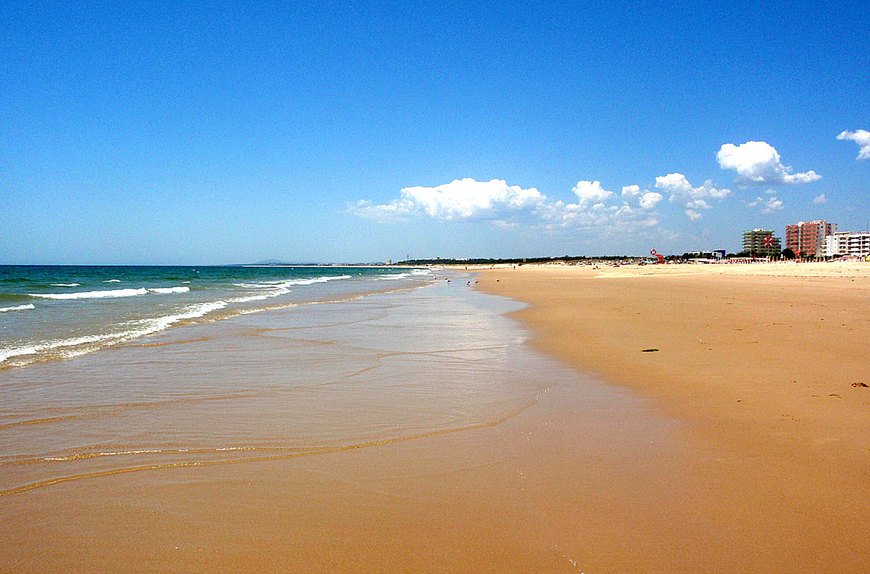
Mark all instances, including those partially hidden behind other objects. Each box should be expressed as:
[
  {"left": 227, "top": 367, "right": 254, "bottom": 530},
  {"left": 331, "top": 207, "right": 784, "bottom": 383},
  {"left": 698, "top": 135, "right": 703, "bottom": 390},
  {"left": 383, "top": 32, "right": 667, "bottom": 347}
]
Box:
[
  {"left": 742, "top": 228, "right": 781, "bottom": 257},
  {"left": 785, "top": 220, "right": 837, "bottom": 257},
  {"left": 825, "top": 231, "right": 870, "bottom": 258}
]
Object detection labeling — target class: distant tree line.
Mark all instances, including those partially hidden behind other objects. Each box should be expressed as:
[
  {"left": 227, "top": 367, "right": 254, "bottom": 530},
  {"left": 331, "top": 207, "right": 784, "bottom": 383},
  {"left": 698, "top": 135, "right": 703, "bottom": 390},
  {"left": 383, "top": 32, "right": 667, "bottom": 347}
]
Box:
[
  {"left": 398, "top": 255, "right": 640, "bottom": 265},
  {"left": 401, "top": 249, "right": 801, "bottom": 266}
]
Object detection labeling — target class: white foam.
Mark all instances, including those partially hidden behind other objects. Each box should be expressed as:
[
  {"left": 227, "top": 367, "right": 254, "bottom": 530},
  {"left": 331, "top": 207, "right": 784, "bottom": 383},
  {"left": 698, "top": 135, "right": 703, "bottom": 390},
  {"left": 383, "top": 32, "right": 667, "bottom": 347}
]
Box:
[
  {"left": 230, "top": 275, "right": 351, "bottom": 304},
  {"left": 238, "top": 275, "right": 351, "bottom": 289},
  {"left": 234, "top": 282, "right": 279, "bottom": 289},
  {"left": 0, "top": 301, "right": 228, "bottom": 364},
  {"left": 232, "top": 293, "right": 273, "bottom": 303},
  {"left": 128, "top": 300, "right": 228, "bottom": 335},
  {"left": 30, "top": 288, "right": 148, "bottom": 300},
  {"left": 0, "top": 332, "right": 117, "bottom": 363},
  {"left": 231, "top": 282, "right": 292, "bottom": 302},
  {"left": 104, "top": 279, "right": 121, "bottom": 283},
  {"left": 378, "top": 269, "right": 433, "bottom": 281},
  {"left": 30, "top": 286, "right": 188, "bottom": 300},
  {"left": 147, "top": 286, "right": 190, "bottom": 294},
  {"left": 285, "top": 274, "right": 352, "bottom": 286},
  {"left": 51, "top": 283, "right": 81, "bottom": 287},
  {"left": 0, "top": 303, "right": 35, "bottom": 313}
]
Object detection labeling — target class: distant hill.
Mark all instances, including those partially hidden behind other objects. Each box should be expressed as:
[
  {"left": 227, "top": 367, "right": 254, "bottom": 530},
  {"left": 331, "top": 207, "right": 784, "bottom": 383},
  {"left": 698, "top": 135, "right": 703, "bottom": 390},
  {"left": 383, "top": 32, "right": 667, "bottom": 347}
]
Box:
[
  {"left": 252, "top": 259, "right": 297, "bottom": 265},
  {"left": 226, "top": 259, "right": 319, "bottom": 266}
]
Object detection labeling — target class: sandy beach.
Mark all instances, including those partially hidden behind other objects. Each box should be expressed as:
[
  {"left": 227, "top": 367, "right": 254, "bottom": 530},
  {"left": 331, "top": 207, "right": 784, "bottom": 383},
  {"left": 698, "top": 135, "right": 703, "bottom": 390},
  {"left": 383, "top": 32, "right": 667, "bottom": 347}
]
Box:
[
  {"left": 474, "top": 261, "right": 870, "bottom": 571},
  {"left": 3, "top": 263, "right": 870, "bottom": 572}
]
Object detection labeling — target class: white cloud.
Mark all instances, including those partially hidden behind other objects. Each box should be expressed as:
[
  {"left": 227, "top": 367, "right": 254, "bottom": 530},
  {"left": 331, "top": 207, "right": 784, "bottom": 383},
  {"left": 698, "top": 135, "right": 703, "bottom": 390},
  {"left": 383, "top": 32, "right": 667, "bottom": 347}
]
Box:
[
  {"left": 621, "top": 185, "right": 641, "bottom": 200},
  {"left": 638, "top": 191, "right": 663, "bottom": 209},
  {"left": 350, "top": 178, "right": 546, "bottom": 222},
  {"left": 748, "top": 195, "right": 784, "bottom": 213},
  {"left": 717, "top": 141, "right": 821, "bottom": 185},
  {"left": 572, "top": 180, "right": 614, "bottom": 206},
  {"left": 622, "top": 185, "right": 663, "bottom": 209},
  {"left": 837, "top": 130, "right": 870, "bottom": 160},
  {"left": 812, "top": 193, "right": 827, "bottom": 204},
  {"left": 352, "top": 177, "right": 661, "bottom": 233},
  {"left": 654, "top": 173, "right": 730, "bottom": 219}
]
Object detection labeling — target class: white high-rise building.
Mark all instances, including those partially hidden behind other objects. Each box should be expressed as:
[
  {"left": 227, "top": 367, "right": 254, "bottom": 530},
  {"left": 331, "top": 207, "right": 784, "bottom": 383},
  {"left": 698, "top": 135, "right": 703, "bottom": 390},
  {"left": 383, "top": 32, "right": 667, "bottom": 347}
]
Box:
[{"left": 825, "top": 231, "right": 870, "bottom": 258}]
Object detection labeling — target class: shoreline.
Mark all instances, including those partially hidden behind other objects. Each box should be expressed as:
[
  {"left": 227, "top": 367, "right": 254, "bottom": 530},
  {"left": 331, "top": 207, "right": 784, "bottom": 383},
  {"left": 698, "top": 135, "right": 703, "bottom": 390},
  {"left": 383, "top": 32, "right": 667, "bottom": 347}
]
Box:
[
  {"left": 473, "top": 261, "right": 870, "bottom": 569},
  {"left": 5, "top": 274, "right": 668, "bottom": 572},
  {"left": 3, "top": 263, "right": 870, "bottom": 571}
]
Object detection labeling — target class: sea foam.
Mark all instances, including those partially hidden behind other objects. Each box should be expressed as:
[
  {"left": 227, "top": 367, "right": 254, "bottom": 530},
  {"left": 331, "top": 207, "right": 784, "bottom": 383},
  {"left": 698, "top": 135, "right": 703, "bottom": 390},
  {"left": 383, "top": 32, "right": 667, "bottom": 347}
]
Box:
[
  {"left": 148, "top": 286, "right": 190, "bottom": 294},
  {"left": 377, "top": 269, "right": 432, "bottom": 281},
  {"left": 31, "top": 288, "right": 149, "bottom": 300},
  {"left": 0, "top": 303, "right": 35, "bottom": 313},
  {"left": 30, "top": 286, "right": 189, "bottom": 300},
  {"left": 378, "top": 272, "right": 412, "bottom": 281},
  {"left": 0, "top": 300, "right": 228, "bottom": 364},
  {"left": 130, "top": 301, "right": 228, "bottom": 335},
  {"left": 231, "top": 275, "right": 351, "bottom": 303}
]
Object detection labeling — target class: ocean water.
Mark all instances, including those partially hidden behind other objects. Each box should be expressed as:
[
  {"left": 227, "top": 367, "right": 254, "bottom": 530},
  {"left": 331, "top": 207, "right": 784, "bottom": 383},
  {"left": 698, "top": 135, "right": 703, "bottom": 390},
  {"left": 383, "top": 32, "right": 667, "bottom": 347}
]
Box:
[
  {"left": 0, "top": 265, "right": 433, "bottom": 369},
  {"left": 0, "top": 269, "right": 564, "bottom": 497}
]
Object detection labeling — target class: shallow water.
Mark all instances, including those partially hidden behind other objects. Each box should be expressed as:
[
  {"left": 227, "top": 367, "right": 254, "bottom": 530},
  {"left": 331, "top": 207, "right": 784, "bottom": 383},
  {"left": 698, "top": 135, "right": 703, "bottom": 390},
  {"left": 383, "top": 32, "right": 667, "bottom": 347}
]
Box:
[
  {"left": 0, "top": 271, "right": 699, "bottom": 573},
  {"left": 0, "top": 274, "right": 566, "bottom": 495},
  {"left": 0, "top": 265, "right": 433, "bottom": 368}
]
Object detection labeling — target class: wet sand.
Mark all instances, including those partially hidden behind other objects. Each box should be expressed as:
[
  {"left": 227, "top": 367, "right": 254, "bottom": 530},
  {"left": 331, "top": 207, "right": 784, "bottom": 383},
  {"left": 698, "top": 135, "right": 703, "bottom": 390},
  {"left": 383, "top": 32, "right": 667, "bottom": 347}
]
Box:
[{"left": 475, "top": 261, "right": 870, "bottom": 571}]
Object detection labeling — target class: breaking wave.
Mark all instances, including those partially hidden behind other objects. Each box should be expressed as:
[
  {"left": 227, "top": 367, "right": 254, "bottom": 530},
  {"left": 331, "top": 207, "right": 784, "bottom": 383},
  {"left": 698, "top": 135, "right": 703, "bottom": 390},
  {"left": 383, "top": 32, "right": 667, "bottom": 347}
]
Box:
[
  {"left": 30, "top": 286, "right": 190, "bottom": 300},
  {"left": 0, "top": 304, "right": 35, "bottom": 313}
]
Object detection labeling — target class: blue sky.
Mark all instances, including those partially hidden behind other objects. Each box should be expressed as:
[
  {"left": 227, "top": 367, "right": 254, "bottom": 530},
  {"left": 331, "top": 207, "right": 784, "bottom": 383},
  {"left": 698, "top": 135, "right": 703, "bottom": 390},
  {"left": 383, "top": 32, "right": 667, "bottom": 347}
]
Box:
[{"left": 2, "top": 1, "right": 868, "bottom": 264}]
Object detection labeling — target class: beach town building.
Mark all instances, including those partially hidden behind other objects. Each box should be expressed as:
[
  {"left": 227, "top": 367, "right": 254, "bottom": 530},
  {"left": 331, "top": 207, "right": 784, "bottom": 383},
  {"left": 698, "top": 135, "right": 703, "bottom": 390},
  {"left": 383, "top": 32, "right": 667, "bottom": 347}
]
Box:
[
  {"left": 742, "top": 229, "right": 781, "bottom": 257},
  {"left": 824, "top": 231, "right": 870, "bottom": 259},
  {"left": 785, "top": 220, "right": 837, "bottom": 258}
]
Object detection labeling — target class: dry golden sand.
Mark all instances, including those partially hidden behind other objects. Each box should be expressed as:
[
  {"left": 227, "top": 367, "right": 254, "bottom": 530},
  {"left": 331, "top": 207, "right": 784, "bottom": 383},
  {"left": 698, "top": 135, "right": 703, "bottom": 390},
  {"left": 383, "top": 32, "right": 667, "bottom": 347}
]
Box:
[{"left": 474, "top": 261, "right": 870, "bottom": 571}]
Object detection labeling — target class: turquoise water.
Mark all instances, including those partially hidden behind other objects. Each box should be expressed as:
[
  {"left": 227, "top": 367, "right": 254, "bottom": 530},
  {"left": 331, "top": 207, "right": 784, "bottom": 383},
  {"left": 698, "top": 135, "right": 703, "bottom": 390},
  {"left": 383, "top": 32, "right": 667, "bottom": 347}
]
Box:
[{"left": 0, "top": 265, "right": 433, "bottom": 369}]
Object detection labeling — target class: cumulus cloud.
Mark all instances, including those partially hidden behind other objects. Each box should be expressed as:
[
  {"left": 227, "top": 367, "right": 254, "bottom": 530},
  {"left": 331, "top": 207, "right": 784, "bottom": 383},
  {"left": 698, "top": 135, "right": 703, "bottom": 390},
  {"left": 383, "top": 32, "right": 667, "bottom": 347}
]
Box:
[
  {"left": 350, "top": 178, "right": 546, "bottom": 222},
  {"left": 352, "top": 177, "right": 661, "bottom": 232},
  {"left": 717, "top": 141, "right": 821, "bottom": 185},
  {"left": 622, "top": 185, "right": 663, "bottom": 209},
  {"left": 654, "top": 173, "right": 730, "bottom": 219},
  {"left": 532, "top": 180, "right": 658, "bottom": 230},
  {"left": 837, "top": 130, "right": 870, "bottom": 160},
  {"left": 621, "top": 185, "right": 641, "bottom": 200},
  {"left": 572, "top": 180, "right": 614, "bottom": 206},
  {"left": 812, "top": 193, "right": 827, "bottom": 204},
  {"left": 748, "top": 195, "right": 784, "bottom": 213}
]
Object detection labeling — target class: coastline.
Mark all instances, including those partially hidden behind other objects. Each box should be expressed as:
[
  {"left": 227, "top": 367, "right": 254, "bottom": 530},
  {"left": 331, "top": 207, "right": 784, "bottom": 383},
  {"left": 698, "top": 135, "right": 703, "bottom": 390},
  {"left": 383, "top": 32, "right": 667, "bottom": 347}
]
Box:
[
  {"left": 3, "top": 263, "right": 870, "bottom": 571},
  {"left": 3, "top": 273, "right": 683, "bottom": 572},
  {"left": 474, "top": 261, "right": 870, "bottom": 569}
]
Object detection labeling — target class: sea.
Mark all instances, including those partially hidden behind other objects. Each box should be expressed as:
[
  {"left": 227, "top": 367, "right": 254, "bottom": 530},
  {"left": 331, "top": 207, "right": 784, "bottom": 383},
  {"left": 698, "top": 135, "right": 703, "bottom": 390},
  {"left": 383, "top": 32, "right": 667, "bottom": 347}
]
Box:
[
  {"left": 0, "top": 264, "right": 564, "bottom": 497},
  {"left": 0, "top": 265, "right": 433, "bottom": 369}
]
